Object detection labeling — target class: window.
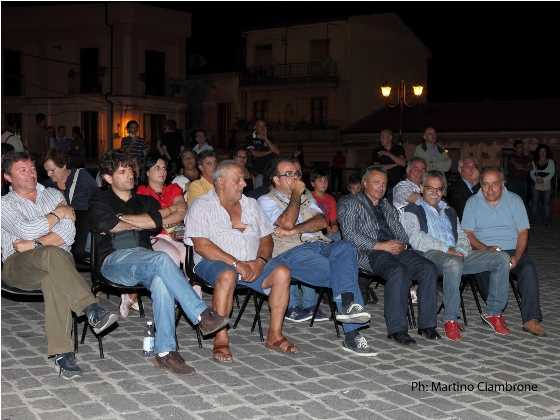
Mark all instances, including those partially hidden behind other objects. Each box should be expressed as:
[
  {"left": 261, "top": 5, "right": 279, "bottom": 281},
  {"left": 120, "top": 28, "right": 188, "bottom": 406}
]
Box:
[
  {"left": 80, "top": 48, "right": 100, "bottom": 93},
  {"left": 2, "top": 49, "right": 22, "bottom": 96},
  {"left": 311, "top": 97, "right": 328, "bottom": 127},
  {"left": 253, "top": 100, "right": 269, "bottom": 121},
  {"left": 310, "top": 39, "right": 330, "bottom": 62},
  {"left": 255, "top": 44, "right": 273, "bottom": 66},
  {"left": 145, "top": 50, "right": 166, "bottom": 96}
]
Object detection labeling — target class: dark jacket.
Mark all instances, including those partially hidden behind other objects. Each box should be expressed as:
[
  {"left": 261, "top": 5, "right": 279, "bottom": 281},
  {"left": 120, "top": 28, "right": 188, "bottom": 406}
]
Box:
[{"left": 447, "top": 179, "right": 479, "bottom": 221}]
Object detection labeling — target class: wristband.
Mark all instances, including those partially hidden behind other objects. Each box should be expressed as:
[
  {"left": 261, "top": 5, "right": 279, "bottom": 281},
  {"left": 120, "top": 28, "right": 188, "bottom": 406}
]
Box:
[{"left": 257, "top": 256, "right": 268, "bottom": 264}]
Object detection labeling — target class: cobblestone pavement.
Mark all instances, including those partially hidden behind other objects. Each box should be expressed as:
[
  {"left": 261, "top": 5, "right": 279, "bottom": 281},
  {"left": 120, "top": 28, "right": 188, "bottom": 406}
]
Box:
[{"left": 2, "top": 224, "right": 560, "bottom": 420}]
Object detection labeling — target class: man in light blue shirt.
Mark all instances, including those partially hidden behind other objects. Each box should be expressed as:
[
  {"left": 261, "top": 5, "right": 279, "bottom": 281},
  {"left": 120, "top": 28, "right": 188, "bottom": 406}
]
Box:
[{"left": 462, "top": 167, "right": 545, "bottom": 336}]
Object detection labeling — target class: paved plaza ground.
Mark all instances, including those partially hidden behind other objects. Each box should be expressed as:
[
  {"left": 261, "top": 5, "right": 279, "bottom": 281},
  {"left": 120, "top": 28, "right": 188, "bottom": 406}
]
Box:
[{"left": 2, "top": 223, "right": 560, "bottom": 420}]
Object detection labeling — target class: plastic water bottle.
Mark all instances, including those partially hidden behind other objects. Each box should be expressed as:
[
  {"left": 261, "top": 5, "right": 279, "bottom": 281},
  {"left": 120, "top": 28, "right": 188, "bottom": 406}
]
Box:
[{"left": 143, "top": 320, "right": 155, "bottom": 357}]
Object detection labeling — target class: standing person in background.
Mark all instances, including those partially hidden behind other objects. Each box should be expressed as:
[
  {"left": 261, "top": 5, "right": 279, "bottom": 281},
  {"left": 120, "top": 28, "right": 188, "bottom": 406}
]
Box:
[
  {"left": 247, "top": 120, "right": 280, "bottom": 188},
  {"left": 192, "top": 129, "right": 214, "bottom": 155},
  {"left": 507, "top": 140, "right": 531, "bottom": 203},
  {"left": 371, "top": 129, "right": 407, "bottom": 190},
  {"left": 159, "top": 120, "right": 182, "bottom": 174},
  {"left": 530, "top": 144, "right": 556, "bottom": 226},
  {"left": 47, "top": 126, "right": 57, "bottom": 150},
  {"left": 331, "top": 150, "right": 346, "bottom": 194},
  {"left": 2, "top": 124, "right": 25, "bottom": 152},
  {"left": 54, "top": 126, "right": 72, "bottom": 154},
  {"left": 121, "top": 120, "right": 147, "bottom": 175},
  {"left": 28, "top": 113, "right": 49, "bottom": 158},
  {"left": 413, "top": 127, "right": 451, "bottom": 175},
  {"left": 234, "top": 147, "right": 255, "bottom": 196},
  {"left": 69, "top": 126, "right": 86, "bottom": 168}
]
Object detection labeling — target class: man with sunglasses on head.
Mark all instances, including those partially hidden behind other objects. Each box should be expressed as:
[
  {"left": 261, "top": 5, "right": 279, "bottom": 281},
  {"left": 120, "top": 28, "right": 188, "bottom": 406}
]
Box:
[
  {"left": 400, "top": 170, "right": 511, "bottom": 341},
  {"left": 258, "top": 157, "right": 375, "bottom": 356}
]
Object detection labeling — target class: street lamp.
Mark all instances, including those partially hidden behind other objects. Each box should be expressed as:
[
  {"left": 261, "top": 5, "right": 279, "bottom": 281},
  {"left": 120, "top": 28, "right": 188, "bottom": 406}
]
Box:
[{"left": 379, "top": 80, "right": 424, "bottom": 143}]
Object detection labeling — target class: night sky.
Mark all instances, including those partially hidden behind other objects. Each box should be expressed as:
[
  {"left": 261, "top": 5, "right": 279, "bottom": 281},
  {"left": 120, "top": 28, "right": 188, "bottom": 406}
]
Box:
[{"left": 168, "top": 2, "right": 560, "bottom": 102}]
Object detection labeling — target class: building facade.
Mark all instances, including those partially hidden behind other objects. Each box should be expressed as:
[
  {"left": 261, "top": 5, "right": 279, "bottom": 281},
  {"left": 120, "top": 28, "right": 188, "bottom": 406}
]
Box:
[{"left": 2, "top": 3, "right": 191, "bottom": 162}]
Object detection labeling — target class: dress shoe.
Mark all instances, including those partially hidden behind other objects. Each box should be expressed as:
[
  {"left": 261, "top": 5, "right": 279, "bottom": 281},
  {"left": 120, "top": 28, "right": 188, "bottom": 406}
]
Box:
[
  {"left": 418, "top": 327, "right": 441, "bottom": 340},
  {"left": 154, "top": 351, "right": 195, "bottom": 374},
  {"left": 523, "top": 319, "right": 545, "bottom": 337},
  {"left": 199, "top": 309, "right": 230, "bottom": 336},
  {"left": 387, "top": 331, "right": 416, "bottom": 345}
]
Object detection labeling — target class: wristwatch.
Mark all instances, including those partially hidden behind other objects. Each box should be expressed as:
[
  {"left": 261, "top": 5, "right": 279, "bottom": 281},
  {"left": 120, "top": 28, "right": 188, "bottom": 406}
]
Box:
[
  {"left": 231, "top": 259, "right": 238, "bottom": 271},
  {"left": 33, "top": 240, "right": 43, "bottom": 249}
]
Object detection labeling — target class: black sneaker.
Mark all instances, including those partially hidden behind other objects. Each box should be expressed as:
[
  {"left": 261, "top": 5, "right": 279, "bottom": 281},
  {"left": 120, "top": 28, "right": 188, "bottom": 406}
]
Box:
[
  {"left": 86, "top": 304, "right": 119, "bottom": 335},
  {"left": 336, "top": 303, "right": 371, "bottom": 324},
  {"left": 307, "top": 306, "right": 329, "bottom": 322},
  {"left": 285, "top": 307, "right": 312, "bottom": 323},
  {"left": 342, "top": 334, "right": 378, "bottom": 357},
  {"left": 54, "top": 352, "right": 82, "bottom": 379}
]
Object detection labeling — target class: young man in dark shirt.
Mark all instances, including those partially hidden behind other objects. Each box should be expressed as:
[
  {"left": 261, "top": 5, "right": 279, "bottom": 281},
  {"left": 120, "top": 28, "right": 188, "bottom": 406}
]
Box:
[
  {"left": 371, "top": 129, "right": 407, "bottom": 190},
  {"left": 89, "top": 151, "right": 229, "bottom": 374}
]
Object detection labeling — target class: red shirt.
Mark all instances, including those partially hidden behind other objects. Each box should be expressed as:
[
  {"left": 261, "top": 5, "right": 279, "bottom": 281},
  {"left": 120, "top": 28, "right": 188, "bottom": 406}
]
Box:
[
  {"left": 312, "top": 192, "right": 337, "bottom": 224},
  {"left": 137, "top": 183, "right": 183, "bottom": 209}
]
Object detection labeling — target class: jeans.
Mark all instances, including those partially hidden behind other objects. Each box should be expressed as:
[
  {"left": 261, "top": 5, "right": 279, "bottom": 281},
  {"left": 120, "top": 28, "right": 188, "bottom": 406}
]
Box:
[
  {"left": 366, "top": 249, "right": 438, "bottom": 334},
  {"left": 477, "top": 250, "right": 543, "bottom": 323},
  {"left": 275, "top": 240, "right": 364, "bottom": 334},
  {"left": 531, "top": 188, "right": 552, "bottom": 225},
  {"left": 289, "top": 284, "right": 318, "bottom": 310},
  {"left": 424, "top": 250, "right": 510, "bottom": 321},
  {"left": 101, "top": 247, "right": 207, "bottom": 353}
]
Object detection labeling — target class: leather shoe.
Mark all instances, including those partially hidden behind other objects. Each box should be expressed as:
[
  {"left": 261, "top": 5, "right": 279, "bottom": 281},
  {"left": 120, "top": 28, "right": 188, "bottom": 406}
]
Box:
[
  {"left": 523, "top": 319, "right": 545, "bottom": 337},
  {"left": 154, "top": 351, "right": 195, "bottom": 374},
  {"left": 387, "top": 331, "right": 416, "bottom": 345},
  {"left": 418, "top": 327, "right": 441, "bottom": 340},
  {"left": 199, "top": 309, "right": 230, "bottom": 336}
]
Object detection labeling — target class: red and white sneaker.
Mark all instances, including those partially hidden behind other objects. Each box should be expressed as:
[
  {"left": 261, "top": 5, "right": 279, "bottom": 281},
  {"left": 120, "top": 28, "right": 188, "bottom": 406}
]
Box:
[
  {"left": 444, "top": 321, "right": 463, "bottom": 341},
  {"left": 481, "top": 313, "right": 511, "bottom": 335}
]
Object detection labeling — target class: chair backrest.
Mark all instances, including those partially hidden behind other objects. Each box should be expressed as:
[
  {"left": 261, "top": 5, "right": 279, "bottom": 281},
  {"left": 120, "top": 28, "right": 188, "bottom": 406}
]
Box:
[{"left": 184, "top": 244, "right": 204, "bottom": 286}]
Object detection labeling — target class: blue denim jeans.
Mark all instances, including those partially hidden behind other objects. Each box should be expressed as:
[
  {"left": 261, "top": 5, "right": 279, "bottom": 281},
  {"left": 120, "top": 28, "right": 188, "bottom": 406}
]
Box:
[
  {"left": 424, "top": 250, "right": 510, "bottom": 321},
  {"left": 275, "top": 240, "right": 364, "bottom": 334},
  {"left": 289, "top": 284, "right": 318, "bottom": 310},
  {"left": 101, "top": 247, "right": 207, "bottom": 353}
]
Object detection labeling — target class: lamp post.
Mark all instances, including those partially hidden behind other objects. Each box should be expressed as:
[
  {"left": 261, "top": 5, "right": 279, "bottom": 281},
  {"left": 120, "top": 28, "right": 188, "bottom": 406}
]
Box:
[{"left": 380, "top": 80, "right": 424, "bottom": 144}]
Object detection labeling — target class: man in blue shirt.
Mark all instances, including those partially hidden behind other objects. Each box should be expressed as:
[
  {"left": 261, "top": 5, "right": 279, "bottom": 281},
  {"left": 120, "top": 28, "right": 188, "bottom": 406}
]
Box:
[{"left": 462, "top": 167, "right": 545, "bottom": 336}]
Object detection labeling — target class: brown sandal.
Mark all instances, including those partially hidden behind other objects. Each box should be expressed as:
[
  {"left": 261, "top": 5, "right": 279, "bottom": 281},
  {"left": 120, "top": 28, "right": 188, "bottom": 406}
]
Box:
[
  {"left": 265, "top": 337, "right": 298, "bottom": 353},
  {"left": 213, "top": 344, "right": 233, "bottom": 363}
]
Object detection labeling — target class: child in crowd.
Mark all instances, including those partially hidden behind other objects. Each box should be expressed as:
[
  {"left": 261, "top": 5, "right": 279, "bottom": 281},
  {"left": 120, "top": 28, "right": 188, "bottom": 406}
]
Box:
[{"left": 310, "top": 170, "right": 340, "bottom": 241}]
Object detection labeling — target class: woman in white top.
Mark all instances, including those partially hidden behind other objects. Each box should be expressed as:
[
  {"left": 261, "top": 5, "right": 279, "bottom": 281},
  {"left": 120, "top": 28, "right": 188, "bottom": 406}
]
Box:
[{"left": 530, "top": 144, "right": 556, "bottom": 226}]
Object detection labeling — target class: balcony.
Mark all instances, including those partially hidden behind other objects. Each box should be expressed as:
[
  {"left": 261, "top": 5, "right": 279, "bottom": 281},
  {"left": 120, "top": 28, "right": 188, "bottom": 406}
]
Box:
[{"left": 240, "top": 60, "right": 338, "bottom": 87}]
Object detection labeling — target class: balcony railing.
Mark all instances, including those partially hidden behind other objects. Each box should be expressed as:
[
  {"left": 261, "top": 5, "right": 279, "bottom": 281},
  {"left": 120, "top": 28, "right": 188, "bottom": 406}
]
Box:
[{"left": 240, "top": 60, "right": 338, "bottom": 86}]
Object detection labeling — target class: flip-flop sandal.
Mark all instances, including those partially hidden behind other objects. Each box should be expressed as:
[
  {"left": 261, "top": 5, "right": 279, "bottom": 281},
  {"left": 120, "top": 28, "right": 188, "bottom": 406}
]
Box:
[
  {"left": 265, "top": 337, "right": 298, "bottom": 353},
  {"left": 213, "top": 344, "right": 233, "bottom": 363}
]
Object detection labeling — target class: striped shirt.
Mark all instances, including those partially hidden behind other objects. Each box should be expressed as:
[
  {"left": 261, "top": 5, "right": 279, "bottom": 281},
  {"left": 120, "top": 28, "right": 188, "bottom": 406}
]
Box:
[
  {"left": 121, "top": 137, "right": 147, "bottom": 163},
  {"left": 1, "top": 184, "right": 75, "bottom": 261},
  {"left": 392, "top": 179, "right": 422, "bottom": 211},
  {"left": 184, "top": 190, "right": 273, "bottom": 265}
]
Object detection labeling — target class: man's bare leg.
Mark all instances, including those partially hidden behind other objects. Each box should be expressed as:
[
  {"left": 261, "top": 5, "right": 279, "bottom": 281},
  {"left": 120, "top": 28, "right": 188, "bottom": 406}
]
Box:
[
  {"left": 262, "top": 265, "right": 297, "bottom": 352},
  {"left": 212, "top": 271, "right": 236, "bottom": 362}
]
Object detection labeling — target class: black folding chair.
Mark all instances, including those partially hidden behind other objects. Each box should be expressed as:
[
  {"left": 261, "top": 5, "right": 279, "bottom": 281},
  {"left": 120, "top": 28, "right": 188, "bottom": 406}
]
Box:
[
  {"left": 1, "top": 281, "right": 104, "bottom": 358},
  {"left": 437, "top": 274, "right": 484, "bottom": 326}
]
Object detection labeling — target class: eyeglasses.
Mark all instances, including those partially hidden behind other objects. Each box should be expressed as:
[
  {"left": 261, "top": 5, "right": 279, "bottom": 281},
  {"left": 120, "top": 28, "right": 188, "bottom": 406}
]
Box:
[
  {"left": 277, "top": 171, "right": 302, "bottom": 178},
  {"left": 423, "top": 186, "right": 444, "bottom": 194}
]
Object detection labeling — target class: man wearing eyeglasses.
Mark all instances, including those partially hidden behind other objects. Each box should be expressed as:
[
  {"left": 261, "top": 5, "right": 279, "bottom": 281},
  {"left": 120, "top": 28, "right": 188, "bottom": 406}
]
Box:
[
  {"left": 400, "top": 170, "right": 511, "bottom": 341},
  {"left": 462, "top": 167, "right": 545, "bottom": 337},
  {"left": 258, "top": 158, "right": 375, "bottom": 356}
]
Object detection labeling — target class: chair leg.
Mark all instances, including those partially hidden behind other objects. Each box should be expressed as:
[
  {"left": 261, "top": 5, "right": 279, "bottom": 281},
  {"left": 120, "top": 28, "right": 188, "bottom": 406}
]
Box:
[
  {"left": 73, "top": 315, "right": 79, "bottom": 353},
  {"left": 468, "top": 277, "right": 484, "bottom": 316},
  {"left": 93, "top": 327, "right": 104, "bottom": 359},
  {"left": 233, "top": 290, "right": 253, "bottom": 329},
  {"left": 509, "top": 276, "right": 522, "bottom": 311},
  {"left": 408, "top": 294, "right": 417, "bottom": 329},
  {"left": 235, "top": 293, "right": 240, "bottom": 309},
  {"left": 175, "top": 306, "right": 182, "bottom": 327},
  {"left": 459, "top": 279, "right": 468, "bottom": 326},
  {"left": 310, "top": 288, "right": 326, "bottom": 327},
  {"left": 196, "top": 325, "right": 203, "bottom": 349},
  {"left": 80, "top": 318, "right": 89, "bottom": 344},
  {"left": 327, "top": 290, "right": 340, "bottom": 337},
  {"left": 251, "top": 294, "right": 265, "bottom": 342},
  {"left": 138, "top": 296, "right": 145, "bottom": 318}
]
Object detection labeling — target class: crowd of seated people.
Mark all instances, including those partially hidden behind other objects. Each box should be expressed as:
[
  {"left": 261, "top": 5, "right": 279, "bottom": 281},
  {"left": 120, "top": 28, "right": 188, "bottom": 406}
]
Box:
[{"left": 1, "top": 122, "right": 553, "bottom": 380}]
